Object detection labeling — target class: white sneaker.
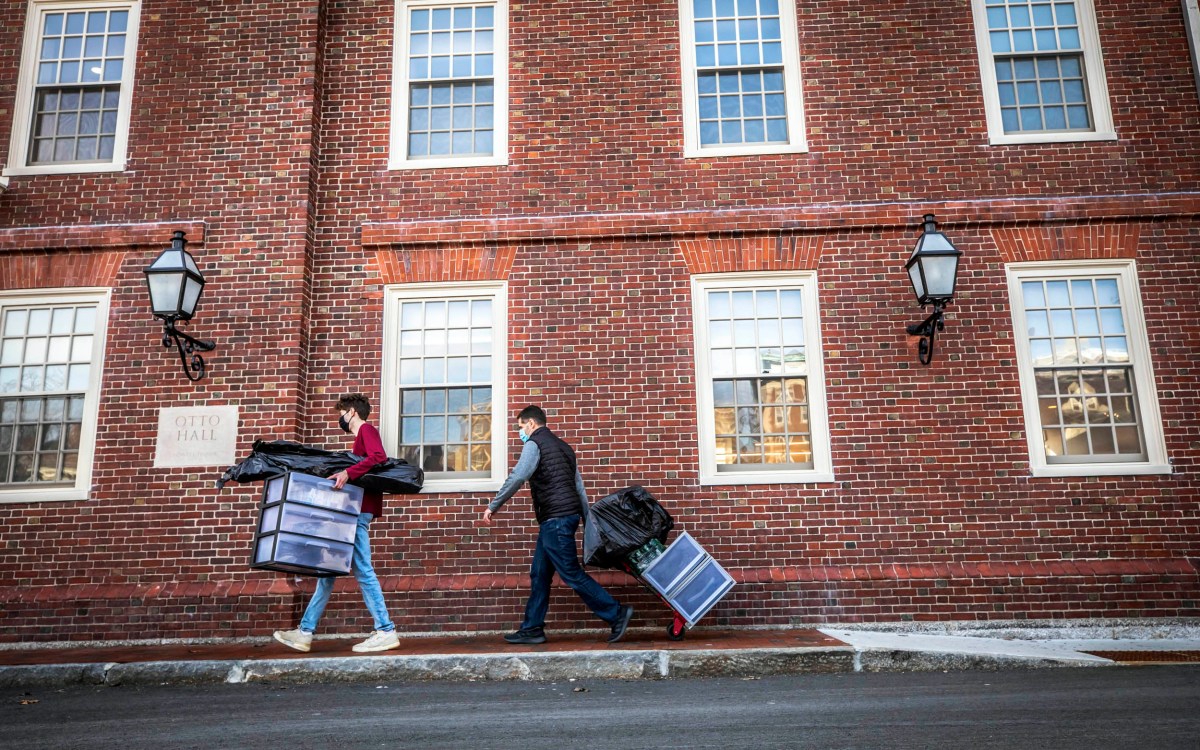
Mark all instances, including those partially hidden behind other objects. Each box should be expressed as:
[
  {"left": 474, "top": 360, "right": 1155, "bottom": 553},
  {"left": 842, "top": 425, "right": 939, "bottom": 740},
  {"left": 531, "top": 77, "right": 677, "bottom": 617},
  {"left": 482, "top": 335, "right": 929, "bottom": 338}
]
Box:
[
  {"left": 352, "top": 630, "right": 400, "bottom": 653},
  {"left": 273, "top": 628, "right": 313, "bottom": 653}
]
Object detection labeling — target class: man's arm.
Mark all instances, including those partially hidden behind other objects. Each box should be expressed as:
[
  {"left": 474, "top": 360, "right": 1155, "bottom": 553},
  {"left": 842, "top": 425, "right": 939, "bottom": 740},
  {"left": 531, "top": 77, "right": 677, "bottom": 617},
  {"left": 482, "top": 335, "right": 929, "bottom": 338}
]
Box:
[
  {"left": 333, "top": 423, "right": 387, "bottom": 490},
  {"left": 481, "top": 441, "right": 540, "bottom": 523},
  {"left": 346, "top": 423, "right": 387, "bottom": 480},
  {"left": 575, "top": 469, "right": 589, "bottom": 520}
]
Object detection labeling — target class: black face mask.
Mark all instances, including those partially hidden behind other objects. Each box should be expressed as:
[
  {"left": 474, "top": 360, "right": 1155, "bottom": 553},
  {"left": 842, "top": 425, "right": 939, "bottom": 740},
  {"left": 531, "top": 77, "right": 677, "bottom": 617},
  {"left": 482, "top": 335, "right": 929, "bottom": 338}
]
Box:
[{"left": 338, "top": 412, "right": 352, "bottom": 433}]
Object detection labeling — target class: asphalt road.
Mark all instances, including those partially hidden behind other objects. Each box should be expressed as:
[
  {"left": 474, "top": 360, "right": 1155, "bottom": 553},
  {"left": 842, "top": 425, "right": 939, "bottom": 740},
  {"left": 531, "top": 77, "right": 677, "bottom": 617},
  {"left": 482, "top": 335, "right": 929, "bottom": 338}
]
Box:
[{"left": 4, "top": 667, "right": 1198, "bottom": 750}]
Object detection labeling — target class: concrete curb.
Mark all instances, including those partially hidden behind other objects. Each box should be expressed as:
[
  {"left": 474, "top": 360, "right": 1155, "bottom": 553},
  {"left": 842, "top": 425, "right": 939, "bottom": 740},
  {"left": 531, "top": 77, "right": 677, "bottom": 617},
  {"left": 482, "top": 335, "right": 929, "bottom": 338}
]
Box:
[
  {"left": 855, "top": 649, "right": 1113, "bottom": 673},
  {"left": 0, "top": 643, "right": 1133, "bottom": 689},
  {"left": 0, "top": 648, "right": 857, "bottom": 688},
  {"left": 0, "top": 663, "right": 109, "bottom": 689}
]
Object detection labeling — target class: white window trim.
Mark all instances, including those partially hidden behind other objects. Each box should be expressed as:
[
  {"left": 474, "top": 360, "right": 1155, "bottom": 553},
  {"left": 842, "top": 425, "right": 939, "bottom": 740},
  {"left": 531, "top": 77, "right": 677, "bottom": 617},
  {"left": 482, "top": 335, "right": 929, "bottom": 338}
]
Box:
[
  {"left": 3, "top": 0, "right": 142, "bottom": 177},
  {"left": 388, "top": 0, "right": 509, "bottom": 170},
  {"left": 677, "top": 0, "right": 808, "bottom": 158},
  {"left": 0, "top": 288, "right": 110, "bottom": 503},
  {"left": 691, "top": 272, "right": 833, "bottom": 485},
  {"left": 1005, "top": 260, "right": 1170, "bottom": 477},
  {"left": 380, "top": 280, "right": 508, "bottom": 492},
  {"left": 970, "top": 0, "right": 1116, "bottom": 145},
  {"left": 1185, "top": 0, "right": 1200, "bottom": 99}
]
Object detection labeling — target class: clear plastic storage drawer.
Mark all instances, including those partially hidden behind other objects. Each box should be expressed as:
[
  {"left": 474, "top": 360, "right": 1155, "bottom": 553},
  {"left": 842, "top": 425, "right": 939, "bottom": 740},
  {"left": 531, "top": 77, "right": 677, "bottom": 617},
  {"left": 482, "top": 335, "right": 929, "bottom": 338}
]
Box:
[
  {"left": 254, "top": 532, "right": 353, "bottom": 575},
  {"left": 263, "top": 471, "right": 363, "bottom": 514},
  {"left": 641, "top": 532, "right": 705, "bottom": 592},
  {"left": 260, "top": 503, "right": 357, "bottom": 544}
]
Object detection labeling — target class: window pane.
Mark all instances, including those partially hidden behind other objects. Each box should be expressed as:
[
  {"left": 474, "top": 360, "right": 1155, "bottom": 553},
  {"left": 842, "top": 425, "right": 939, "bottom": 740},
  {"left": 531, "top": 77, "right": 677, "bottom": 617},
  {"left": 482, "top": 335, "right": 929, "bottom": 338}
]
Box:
[
  {"left": 404, "top": 3, "right": 498, "bottom": 161},
  {"left": 707, "top": 283, "right": 814, "bottom": 473},
  {"left": 0, "top": 302, "right": 95, "bottom": 487},
  {"left": 391, "top": 292, "right": 498, "bottom": 476},
  {"left": 1016, "top": 271, "right": 1147, "bottom": 464},
  {"left": 32, "top": 6, "right": 129, "bottom": 164},
  {"left": 691, "top": 0, "right": 790, "bottom": 147}
]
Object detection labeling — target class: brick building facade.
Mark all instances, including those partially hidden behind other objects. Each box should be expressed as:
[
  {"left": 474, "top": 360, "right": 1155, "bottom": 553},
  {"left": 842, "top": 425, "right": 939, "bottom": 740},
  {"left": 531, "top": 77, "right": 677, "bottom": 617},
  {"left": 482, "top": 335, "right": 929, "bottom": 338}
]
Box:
[{"left": 0, "top": 0, "right": 1197, "bottom": 643}]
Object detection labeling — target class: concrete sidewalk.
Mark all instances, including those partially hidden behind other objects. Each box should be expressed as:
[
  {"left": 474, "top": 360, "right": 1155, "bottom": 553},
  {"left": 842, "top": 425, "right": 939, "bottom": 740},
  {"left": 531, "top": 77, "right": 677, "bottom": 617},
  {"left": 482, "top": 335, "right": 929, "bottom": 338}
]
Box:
[{"left": 2, "top": 619, "right": 1198, "bottom": 688}]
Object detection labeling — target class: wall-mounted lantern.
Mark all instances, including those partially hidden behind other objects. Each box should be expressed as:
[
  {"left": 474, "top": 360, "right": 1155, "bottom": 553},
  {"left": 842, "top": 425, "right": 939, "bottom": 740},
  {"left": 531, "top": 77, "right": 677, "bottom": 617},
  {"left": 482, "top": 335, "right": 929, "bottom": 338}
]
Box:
[
  {"left": 143, "top": 231, "right": 216, "bottom": 381},
  {"left": 904, "top": 214, "right": 962, "bottom": 366}
]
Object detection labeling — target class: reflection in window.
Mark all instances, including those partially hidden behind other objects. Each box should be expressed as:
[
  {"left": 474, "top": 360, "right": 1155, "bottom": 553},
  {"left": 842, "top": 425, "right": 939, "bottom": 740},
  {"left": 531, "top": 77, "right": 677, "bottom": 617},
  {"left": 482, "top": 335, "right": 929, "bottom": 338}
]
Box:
[
  {"left": 29, "top": 7, "right": 130, "bottom": 164},
  {"left": 691, "top": 0, "right": 789, "bottom": 146},
  {"left": 706, "top": 287, "right": 812, "bottom": 470},
  {"left": 0, "top": 304, "right": 95, "bottom": 484},
  {"left": 1020, "top": 276, "right": 1144, "bottom": 461},
  {"left": 983, "top": 0, "right": 1092, "bottom": 133},
  {"left": 395, "top": 297, "right": 494, "bottom": 476},
  {"left": 405, "top": 3, "right": 496, "bottom": 158}
]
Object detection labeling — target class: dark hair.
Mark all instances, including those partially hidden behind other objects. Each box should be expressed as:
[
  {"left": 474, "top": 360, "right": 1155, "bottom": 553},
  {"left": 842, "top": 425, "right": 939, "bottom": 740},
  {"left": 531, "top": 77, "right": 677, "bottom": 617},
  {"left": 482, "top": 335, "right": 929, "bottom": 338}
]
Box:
[
  {"left": 336, "top": 394, "right": 371, "bottom": 420},
  {"left": 518, "top": 405, "right": 547, "bottom": 426}
]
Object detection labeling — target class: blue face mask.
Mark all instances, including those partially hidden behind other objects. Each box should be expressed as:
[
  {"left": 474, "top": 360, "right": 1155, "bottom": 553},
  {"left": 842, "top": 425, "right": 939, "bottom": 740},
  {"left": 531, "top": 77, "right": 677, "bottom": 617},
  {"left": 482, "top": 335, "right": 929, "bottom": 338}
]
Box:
[{"left": 518, "top": 427, "right": 530, "bottom": 444}]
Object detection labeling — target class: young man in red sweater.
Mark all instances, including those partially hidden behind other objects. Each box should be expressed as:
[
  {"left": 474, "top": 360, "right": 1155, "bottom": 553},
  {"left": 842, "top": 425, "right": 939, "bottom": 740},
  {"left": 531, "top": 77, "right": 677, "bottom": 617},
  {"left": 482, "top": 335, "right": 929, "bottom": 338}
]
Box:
[{"left": 273, "top": 394, "right": 400, "bottom": 653}]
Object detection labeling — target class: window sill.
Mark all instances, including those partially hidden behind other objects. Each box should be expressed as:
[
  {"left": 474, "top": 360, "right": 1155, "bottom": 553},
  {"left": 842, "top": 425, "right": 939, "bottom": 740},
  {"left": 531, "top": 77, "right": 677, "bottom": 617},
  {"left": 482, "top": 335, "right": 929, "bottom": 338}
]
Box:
[
  {"left": 0, "top": 486, "right": 90, "bottom": 503},
  {"left": 3, "top": 162, "right": 126, "bottom": 176},
  {"left": 3, "top": 163, "right": 126, "bottom": 177},
  {"left": 417, "top": 478, "right": 503, "bottom": 494},
  {"left": 388, "top": 155, "right": 509, "bottom": 171},
  {"left": 684, "top": 142, "right": 809, "bottom": 159},
  {"left": 1029, "top": 462, "right": 1172, "bottom": 478},
  {"left": 699, "top": 471, "right": 835, "bottom": 486},
  {"left": 987, "top": 131, "right": 1118, "bottom": 146}
]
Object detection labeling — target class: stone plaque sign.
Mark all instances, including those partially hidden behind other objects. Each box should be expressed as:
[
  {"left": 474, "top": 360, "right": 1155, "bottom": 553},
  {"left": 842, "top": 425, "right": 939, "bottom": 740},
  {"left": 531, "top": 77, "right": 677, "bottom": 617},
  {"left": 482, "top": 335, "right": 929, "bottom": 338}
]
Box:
[{"left": 154, "top": 405, "right": 240, "bottom": 468}]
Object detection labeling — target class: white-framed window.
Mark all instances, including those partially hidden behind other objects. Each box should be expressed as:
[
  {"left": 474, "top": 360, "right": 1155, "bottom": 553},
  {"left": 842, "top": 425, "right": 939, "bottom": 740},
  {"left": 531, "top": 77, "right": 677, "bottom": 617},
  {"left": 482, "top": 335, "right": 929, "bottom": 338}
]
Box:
[
  {"left": 1185, "top": 0, "right": 1200, "bottom": 99},
  {"left": 971, "top": 0, "right": 1115, "bottom": 144},
  {"left": 1006, "top": 260, "right": 1170, "bottom": 477},
  {"left": 389, "top": 0, "right": 508, "bottom": 170},
  {"left": 4, "top": 0, "right": 142, "bottom": 176},
  {"left": 381, "top": 281, "right": 507, "bottom": 492},
  {"left": 678, "top": 0, "right": 807, "bottom": 158},
  {"left": 692, "top": 272, "right": 832, "bottom": 485},
  {"left": 0, "top": 289, "right": 109, "bottom": 503}
]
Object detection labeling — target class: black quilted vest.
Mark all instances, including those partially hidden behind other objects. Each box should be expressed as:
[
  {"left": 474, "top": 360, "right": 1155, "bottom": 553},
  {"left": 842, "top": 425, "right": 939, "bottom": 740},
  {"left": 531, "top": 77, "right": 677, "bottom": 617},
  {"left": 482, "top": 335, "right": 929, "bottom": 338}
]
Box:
[{"left": 528, "top": 428, "right": 581, "bottom": 523}]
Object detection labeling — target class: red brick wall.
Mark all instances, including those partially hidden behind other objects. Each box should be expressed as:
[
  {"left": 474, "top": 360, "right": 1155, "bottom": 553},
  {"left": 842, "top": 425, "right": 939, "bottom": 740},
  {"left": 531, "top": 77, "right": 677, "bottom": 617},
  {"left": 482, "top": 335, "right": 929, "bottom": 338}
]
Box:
[
  {"left": 0, "top": 0, "right": 1197, "bottom": 642},
  {"left": 0, "top": 1, "right": 325, "bottom": 638}
]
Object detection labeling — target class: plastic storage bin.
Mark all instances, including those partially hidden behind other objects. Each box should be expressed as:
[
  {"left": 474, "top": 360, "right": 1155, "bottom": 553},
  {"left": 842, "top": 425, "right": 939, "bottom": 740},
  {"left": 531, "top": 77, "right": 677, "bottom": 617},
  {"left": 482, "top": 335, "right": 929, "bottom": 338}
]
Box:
[
  {"left": 250, "top": 471, "right": 363, "bottom": 577},
  {"left": 639, "top": 532, "right": 735, "bottom": 627}
]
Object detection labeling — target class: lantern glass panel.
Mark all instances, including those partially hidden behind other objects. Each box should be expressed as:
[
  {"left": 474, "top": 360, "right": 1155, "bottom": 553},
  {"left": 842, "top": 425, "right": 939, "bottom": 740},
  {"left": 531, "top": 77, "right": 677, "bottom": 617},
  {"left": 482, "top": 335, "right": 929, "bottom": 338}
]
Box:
[
  {"left": 921, "top": 254, "right": 959, "bottom": 299},
  {"left": 181, "top": 275, "right": 203, "bottom": 318},
  {"left": 917, "top": 232, "right": 956, "bottom": 255},
  {"left": 908, "top": 262, "right": 926, "bottom": 301},
  {"left": 147, "top": 271, "right": 183, "bottom": 316},
  {"left": 148, "top": 249, "right": 185, "bottom": 272}
]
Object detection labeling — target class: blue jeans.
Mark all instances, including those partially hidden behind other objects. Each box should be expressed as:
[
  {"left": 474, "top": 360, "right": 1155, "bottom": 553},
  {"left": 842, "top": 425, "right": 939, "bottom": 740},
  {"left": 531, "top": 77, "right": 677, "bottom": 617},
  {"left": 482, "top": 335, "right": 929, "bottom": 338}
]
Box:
[
  {"left": 521, "top": 514, "right": 621, "bottom": 631},
  {"left": 299, "top": 513, "right": 394, "bottom": 633}
]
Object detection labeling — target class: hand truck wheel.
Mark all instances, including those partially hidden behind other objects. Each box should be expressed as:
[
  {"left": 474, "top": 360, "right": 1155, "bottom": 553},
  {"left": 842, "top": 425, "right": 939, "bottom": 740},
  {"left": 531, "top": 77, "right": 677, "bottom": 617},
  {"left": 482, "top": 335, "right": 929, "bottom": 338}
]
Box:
[{"left": 667, "top": 614, "right": 687, "bottom": 641}]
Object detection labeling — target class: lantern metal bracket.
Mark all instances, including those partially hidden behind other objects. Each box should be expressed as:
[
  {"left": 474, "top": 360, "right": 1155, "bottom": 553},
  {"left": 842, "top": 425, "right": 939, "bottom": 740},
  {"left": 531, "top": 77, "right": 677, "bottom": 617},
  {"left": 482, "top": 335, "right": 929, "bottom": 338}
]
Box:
[
  {"left": 160, "top": 317, "right": 216, "bottom": 381},
  {"left": 906, "top": 300, "right": 947, "bottom": 366}
]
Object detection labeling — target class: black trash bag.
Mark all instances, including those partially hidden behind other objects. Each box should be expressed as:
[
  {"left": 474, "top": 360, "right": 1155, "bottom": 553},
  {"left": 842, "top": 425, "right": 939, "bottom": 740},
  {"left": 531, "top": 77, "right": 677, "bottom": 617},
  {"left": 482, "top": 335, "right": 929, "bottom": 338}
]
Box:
[
  {"left": 582, "top": 485, "right": 674, "bottom": 569},
  {"left": 216, "top": 440, "right": 424, "bottom": 494}
]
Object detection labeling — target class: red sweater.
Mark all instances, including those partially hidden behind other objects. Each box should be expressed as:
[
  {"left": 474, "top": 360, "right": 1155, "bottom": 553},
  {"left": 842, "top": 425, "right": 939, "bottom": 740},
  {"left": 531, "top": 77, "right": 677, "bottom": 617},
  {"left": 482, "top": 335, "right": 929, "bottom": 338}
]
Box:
[{"left": 345, "top": 422, "right": 387, "bottom": 516}]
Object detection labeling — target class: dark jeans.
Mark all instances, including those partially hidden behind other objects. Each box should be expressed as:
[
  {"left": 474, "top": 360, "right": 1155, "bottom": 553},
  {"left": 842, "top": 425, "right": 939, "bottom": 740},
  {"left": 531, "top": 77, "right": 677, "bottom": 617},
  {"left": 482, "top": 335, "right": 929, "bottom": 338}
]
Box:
[{"left": 521, "top": 514, "right": 621, "bottom": 631}]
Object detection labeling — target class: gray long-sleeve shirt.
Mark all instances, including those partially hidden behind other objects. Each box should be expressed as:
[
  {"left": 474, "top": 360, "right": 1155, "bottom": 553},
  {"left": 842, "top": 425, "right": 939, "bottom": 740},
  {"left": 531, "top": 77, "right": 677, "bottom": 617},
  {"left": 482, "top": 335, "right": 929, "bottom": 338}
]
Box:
[{"left": 488, "top": 440, "right": 589, "bottom": 519}]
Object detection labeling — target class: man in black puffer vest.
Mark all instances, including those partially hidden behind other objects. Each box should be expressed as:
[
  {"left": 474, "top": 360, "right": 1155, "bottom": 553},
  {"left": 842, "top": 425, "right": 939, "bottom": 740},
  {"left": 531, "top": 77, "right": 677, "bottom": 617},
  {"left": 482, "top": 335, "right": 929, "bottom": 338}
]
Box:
[{"left": 481, "top": 405, "right": 634, "bottom": 644}]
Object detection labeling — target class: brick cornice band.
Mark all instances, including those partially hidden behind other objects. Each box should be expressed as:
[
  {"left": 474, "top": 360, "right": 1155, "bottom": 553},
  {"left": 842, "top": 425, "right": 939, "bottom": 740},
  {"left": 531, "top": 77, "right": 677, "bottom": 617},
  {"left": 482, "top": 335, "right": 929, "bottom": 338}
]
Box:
[
  {"left": 0, "top": 220, "right": 206, "bottom": 253},
  {"left": 360, "top": 192, "right": 1200, "bottom": 248}
]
